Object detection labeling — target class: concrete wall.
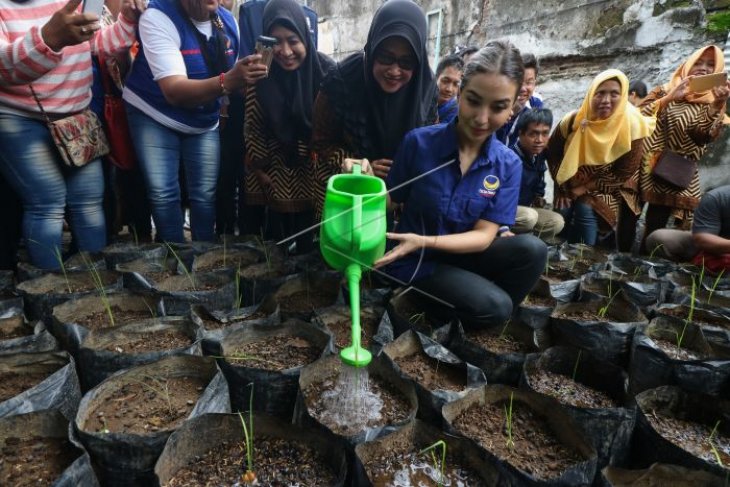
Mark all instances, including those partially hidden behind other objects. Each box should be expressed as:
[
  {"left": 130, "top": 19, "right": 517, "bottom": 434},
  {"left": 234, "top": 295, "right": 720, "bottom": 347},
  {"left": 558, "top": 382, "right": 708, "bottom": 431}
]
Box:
[{"left": 307, "top": 0, "right": 730, "bottom": 190}]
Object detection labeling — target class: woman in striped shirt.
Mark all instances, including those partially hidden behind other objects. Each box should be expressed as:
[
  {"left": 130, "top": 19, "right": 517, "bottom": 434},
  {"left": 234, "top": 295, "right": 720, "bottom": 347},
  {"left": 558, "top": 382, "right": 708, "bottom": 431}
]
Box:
[{"left": 0, "top": 0, "right": 145, "bottom": 269}]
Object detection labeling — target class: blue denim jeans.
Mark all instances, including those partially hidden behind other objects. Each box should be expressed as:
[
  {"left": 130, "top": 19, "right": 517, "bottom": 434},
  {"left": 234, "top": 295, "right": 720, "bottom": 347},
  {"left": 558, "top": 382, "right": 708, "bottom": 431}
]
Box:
[
  {"left": 125, "top": 105, "right": 219, "bottom": 242},
  {"left": 559, "top": 202, "right": 599, "bottom": 245},
  {"left": 0, "top": 113, "right": 106, "bottom": 270}
]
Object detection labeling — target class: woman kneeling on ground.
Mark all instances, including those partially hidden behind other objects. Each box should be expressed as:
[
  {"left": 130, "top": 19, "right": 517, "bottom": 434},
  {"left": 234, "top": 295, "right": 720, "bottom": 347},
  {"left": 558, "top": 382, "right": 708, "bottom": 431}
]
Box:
[
  {"left": 548, "top": 69, "right": 655, "bottom": 248},
  {"left": 343, "top": 41, "right": 548, "bottom": 329}
]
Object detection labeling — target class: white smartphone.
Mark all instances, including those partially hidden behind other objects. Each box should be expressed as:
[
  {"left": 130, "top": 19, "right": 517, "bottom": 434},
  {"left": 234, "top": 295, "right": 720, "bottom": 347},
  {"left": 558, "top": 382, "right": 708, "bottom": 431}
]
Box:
[{"left": 82, "top": 0, "right": 105, "bottom": 16}]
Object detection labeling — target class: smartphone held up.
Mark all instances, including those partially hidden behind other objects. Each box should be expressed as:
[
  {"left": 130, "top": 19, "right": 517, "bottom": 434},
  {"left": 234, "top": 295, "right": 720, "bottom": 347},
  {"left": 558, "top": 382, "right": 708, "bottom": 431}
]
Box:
[
  {"left": 82, "top": 0, "right": 105, "bottom": 16},
  {"left": 255, "top": 35, "right": 276, "bottom": 74},
  {"left": 689, "top": 72, "right": 728, "bottom": 93}
]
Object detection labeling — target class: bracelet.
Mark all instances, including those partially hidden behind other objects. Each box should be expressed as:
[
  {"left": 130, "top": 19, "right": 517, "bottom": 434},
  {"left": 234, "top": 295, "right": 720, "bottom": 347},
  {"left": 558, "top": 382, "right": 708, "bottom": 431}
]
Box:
[
  {"left": 219, "top": 72, "right": 230, "bottom": 96},
  {"left": 498, "top": 225, "right": 510, "bottom": 235}
]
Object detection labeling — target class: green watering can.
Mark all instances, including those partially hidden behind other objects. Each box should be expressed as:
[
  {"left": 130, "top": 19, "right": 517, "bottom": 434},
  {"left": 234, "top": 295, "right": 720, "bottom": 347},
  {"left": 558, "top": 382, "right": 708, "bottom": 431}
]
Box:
[{"left": 320, "top": 162, "right": 387, "bottom": 367}]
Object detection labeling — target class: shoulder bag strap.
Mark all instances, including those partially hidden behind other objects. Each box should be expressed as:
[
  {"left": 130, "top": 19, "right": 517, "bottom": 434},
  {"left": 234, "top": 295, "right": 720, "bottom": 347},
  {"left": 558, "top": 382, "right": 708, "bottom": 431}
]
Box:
[{"left": 29, "top": 86, "right": 52, "bottom": 125}]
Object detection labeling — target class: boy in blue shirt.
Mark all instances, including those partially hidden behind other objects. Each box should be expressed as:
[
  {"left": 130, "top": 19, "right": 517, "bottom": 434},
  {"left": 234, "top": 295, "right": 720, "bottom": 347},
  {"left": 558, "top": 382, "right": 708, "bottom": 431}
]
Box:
[
  {"left": 509, "top": 108, "right": 564, "bottom": 241},
  {"left": 435, "top": 54, "right": 463, "bottom": 124}
]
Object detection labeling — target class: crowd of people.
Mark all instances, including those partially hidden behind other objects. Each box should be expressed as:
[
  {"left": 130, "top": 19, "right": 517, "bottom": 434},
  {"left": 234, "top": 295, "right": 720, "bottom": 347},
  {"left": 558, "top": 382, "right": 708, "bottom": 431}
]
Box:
[{"left": 2, "top": 0, "right": 730, "bottom": 328}]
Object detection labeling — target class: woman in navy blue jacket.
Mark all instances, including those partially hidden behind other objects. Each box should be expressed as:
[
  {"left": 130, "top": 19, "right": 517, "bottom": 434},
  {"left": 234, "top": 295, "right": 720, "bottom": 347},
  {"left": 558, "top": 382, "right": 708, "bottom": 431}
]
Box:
[{"left": 345, "top": 42, "right": 548, "bottom": 329}]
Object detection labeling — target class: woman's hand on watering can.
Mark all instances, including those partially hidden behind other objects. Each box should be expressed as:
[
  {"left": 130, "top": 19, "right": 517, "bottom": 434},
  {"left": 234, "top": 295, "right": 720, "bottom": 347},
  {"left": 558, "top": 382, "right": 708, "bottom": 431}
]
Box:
[
  {"left": 341, "top": 158, "right": 374, "bottom": 175},
  {"left": 371, "top": 159, "right": 393, "bottom": 179},
  {"left": 373, "top": 232, "right": 426, "bottom": 268}
]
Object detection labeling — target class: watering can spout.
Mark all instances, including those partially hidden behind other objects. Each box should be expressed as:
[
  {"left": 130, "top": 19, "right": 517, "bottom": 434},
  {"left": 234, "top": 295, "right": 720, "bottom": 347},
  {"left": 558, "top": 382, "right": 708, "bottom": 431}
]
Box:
[{"left": 320, "top": 159, "right": 386, "bottom": 368}]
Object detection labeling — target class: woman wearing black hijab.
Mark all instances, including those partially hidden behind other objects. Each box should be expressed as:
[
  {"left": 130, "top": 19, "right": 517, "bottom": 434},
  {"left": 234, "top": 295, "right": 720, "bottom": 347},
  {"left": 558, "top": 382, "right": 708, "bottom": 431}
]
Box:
[
  {"left": 244, "top": 0, "right": 334, "bottom": 252},
  {"left": 312, "top": 0, "right": 437, "bottom": 216}
]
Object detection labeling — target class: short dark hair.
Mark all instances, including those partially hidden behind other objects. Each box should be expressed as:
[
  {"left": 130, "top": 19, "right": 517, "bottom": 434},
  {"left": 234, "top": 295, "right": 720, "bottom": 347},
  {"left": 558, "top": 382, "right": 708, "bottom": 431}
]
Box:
[
  {"left": 629, "top": 80, "right": 648, "bottom": 98},
  {"left": 458, "top": 46, "right": 478, "bottom": 60},
  {"left": 436, "top": 54, "right": 464, "bottom": 77},
  {"left": 522, "top": 53, "right": 539, "bottom": 77},
  {"left": 517, "top": 108, "right": 553, "bottom": 134},
  {"left": 461, "top": 41, "right": 524, "bottom": 93}
]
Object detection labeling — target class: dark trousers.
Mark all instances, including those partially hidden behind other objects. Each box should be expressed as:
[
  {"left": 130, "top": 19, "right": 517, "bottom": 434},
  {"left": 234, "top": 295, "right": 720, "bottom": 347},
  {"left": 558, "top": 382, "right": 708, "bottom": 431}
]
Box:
[
  {"left": 268, "top": 209, "right": 315, "bottom": 253},
  {"left": 412, "top": 234, "right": 548, "bottom": 329},
  {"left": 216, "top": 93, "right": 246, "bottom": 236},
  {"left": 0, "top": 172, "right": 22, "bottom": 270}
]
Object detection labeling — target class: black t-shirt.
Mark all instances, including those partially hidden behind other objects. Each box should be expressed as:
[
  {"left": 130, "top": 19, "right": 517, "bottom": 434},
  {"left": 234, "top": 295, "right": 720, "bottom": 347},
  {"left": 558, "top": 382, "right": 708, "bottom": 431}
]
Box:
[{"left": 692, "top": 185, "right": 730, "bottom": 238}]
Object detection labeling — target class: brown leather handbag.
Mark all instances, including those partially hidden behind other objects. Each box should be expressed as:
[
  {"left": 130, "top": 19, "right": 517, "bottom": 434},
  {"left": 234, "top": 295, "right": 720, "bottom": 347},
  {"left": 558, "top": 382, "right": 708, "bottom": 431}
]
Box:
[
  {"left": 651, "top": 107, "right": 696, "bottom": 189},
  {"left": 652, "top": 150, "right": 697, "bottom": 189}
]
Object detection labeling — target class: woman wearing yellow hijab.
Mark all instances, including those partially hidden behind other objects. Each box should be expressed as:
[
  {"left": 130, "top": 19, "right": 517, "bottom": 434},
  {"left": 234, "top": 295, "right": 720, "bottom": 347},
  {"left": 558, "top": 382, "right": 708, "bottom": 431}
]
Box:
[
  {"left": 547, "top": 69, "right": 655, "bottom": 246},
  {"left": 625, "top": 45, "right": 730, "bottom": 254}
]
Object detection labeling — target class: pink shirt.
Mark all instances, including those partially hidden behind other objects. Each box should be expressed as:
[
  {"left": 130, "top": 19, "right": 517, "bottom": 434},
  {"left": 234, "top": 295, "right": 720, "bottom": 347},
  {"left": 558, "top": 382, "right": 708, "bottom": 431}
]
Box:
[{"left": 0, "top": 0, "right": 136, "bottom": 115}]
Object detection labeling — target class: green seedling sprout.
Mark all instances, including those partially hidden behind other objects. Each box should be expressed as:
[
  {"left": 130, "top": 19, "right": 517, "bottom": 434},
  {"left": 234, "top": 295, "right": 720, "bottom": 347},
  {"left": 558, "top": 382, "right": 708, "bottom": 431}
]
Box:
[
  {"left": 212, "top": 352, "right": 283, "bottom": 369},
  {"left": 131, "top": 376, "right": 174, "bottom": 416},
  {"left": 256, "top": 230, "right": 273, "bottom": 271},
  {"left": 142, "top": 298, "right": 157, "bottom": 318},
  {"left": 238, "top": 384, "right": 256, "bottom": 485},
  {"left": 498, "top": 319, "right": 512, "bottom": 341},
  {"left": 708, "top": 269, "right": 726, "bottom": 305},
  {"left": 504, "top": 392, "right": 515, "bottom": 451},
  {"left": 572, "top": 350, "right": 582, "bottom": 382},
  {"left": 699, "top": 256, "right": 707, "bottom": 292},
  {"left": 648, "top": 244, "right": 664, "bottom": 261},
  {"left": 53, "top": 246, "right": 72, "bottom": 293},
  {"left": 100, "top": 417, "right": 110, "bottom": 434},
  {"left": 409, "top": 312, "right": 426, "bottom": 326},
  {"left": 709, "top": 420, "right": 724, "bottom": 467},
  {"left": 164, "top": 243, "right": 196, "bottom": 291},
  {"left": 131, "top": 225, "right": 139, "bottom": 247},
  {"left": 81, "top": 253, "right": 114, "bottom": 327},
  {"left": 676, "top": 276, "right": 697, "bottom": 352},
  {"left": 234, "top": 264, "right": 243, "bottom": 310},
  {"left": 419, "top": 440, "right": 447, "bottom": 487},
  {"left": 597, "top": 275, "right": 620, "bottom": 318}
]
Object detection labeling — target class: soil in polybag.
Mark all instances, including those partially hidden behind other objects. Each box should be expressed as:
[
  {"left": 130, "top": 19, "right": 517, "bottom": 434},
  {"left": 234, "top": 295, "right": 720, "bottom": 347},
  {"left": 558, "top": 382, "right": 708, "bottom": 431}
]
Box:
[
  {"left": 580, "top": 271, "right": 668, "bottom": 311},
  {"left": 0, "top": 410, "right": 98, "bottom": 487},
  {"left": 383, "top": 329, "right": 486, "bottom": 423},
  {"left": 550, "top": 298, "right": 647, "bottom": 366},
  {"left": 155, "top": 412, "right": 347, "bottom": 486},
  {"left": 442, "top": 384, "right": 597, "bottom": 485},
  {"left": 190, "top": 244, "right": 261, "bottom": 273},
  {"left": 312, "top": 303, "right": 389, "bottom": 355},
  {"left": 294, "top": 354, "right": 417, "bottom": 444},
  {"left": 448, "top": 318, "right": 537, "bottom": 386},
  {"left": 238, "top": 260, "right": 298, "bottom": 306},
  {"left": 629, "top": 316, "right": 730, "bottom": 396},
  {"left": 632, "top": 385, "right": 730, "bottom": 476},
  {"left": 522, "top": 346, "right": 635, "bottom": 468},
  {"left": 51, "top": 292, "right": 164, "bottom": 352},
  {"left": 386, "top": 288, "right": 455, "bottom": 341},
  {"left": 149, "top": 271, "right": 238, "bottom": 316},
  {"left": 75, "top": 355, "right": 229, "bottom": 487},
  {"left": 0, "top": 351, "right": 81, "bottom": 421},
  {"left": 600, "top": 462, "right": 727, "bottom": 487},
  {"left": 354, "top": 419, "right": 498, "bottom": 486},
  {"left": 115, "top": 254, "right": 177, "bottom": 291},
  {"left": 75, "top": 316, "right": 202, "bottom": 390},
  {"left": 190, "top": 296, "right": 280, "bottom": 345},
  {"left": 16, "top": 271, "right": 123, "bottom": 321},
  {"left": 16, "top": 251, "right": 107, "bottom": 284},
  {"left": 101, "top": 242, "right": 167, "bottom": 269},
  {"left": 606, "top": 253, "right": 677, "bottom": 279},
  {"left": 217, "top": 318, "right": 331, "bottom": 418},
  {"left": 0, "top": 319, "right": 58, "bottom": 355},
  {"left": 272, "top": 271, "right": 342, "bottom": 321}
]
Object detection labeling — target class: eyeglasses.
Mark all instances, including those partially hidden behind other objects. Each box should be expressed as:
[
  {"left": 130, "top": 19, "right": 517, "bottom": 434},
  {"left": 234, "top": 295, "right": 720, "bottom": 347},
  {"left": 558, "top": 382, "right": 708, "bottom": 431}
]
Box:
[{"left": 373, "top": 50, "right": 417, "bottom": 71}]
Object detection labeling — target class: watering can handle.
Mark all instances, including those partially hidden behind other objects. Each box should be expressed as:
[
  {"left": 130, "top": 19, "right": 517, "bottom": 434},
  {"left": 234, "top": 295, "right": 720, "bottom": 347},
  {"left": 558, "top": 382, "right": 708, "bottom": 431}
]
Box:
[{"left": 352, "top": 163, "right": 362, "bottom": 175}]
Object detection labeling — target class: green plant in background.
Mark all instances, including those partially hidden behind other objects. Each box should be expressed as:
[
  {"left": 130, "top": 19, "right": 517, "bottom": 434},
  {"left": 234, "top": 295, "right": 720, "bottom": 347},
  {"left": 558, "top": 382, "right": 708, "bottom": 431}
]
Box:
[
  {"left": 709, "top": 420, "right": 724, "bottom": 467},
  {"left": 165, "top": 243, "right": 196, "bottom": 291},
  {"left": 81, "top": 253, "right": 114, "bottom": 327},
  {"left": 409, "top": 312, "right": 426, "bottom": 326},
  {"left": 648, "top": 243, "right": 664, "bottom": 261},
  {"left": 142, "top": 298, "right": 157, "bottom": 318},
  {"left": 256, "top": 230, "right": 273, "bottom": 271},
  {"left": 504, "top": 392, "right": 515, "bottom": 451},
  {"left": 498, "top": 319, "right": 512, "bottom": 341},
  {"left": 708, "top": 269, "right": 726, "bottom": 305},
  {"left": 239, "top": 385, "right": 256, "bottom": 485},
  {"left": 572, "top": 350, "right": 583, "bottom": 382},
  {"left": 419, "top": 440, "right": 447, "bottom": 487},
  {"left": 131, "top": 225, "right": 140, "bottom": 247},
  {"left": 708, "top": 11, "right": 730, "bottom": 36}
]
